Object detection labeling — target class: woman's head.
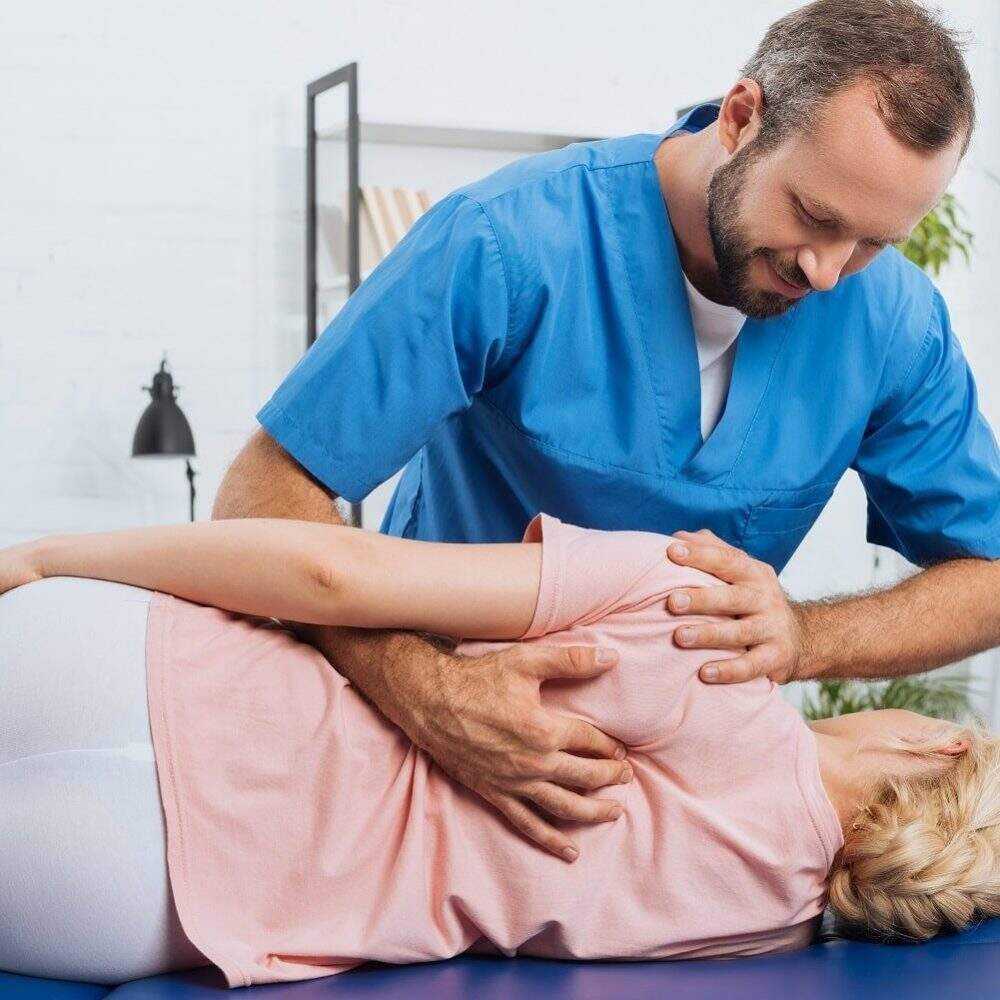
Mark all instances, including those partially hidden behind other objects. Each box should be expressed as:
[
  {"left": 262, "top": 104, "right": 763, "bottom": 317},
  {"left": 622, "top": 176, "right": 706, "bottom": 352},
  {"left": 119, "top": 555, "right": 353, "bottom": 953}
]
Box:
[{"left": 826, "top": 720, "right": 1000, "bottom": 943}]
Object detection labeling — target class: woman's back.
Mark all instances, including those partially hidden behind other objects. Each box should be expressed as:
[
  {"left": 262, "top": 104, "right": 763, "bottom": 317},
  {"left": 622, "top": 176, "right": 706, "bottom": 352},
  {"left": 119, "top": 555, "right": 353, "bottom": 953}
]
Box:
[
  {"left": 145, "top": 513, "right": 842, "bottom": 988},
  {"left": 451, "top": 513, "right": 842, "bottom": 959}
]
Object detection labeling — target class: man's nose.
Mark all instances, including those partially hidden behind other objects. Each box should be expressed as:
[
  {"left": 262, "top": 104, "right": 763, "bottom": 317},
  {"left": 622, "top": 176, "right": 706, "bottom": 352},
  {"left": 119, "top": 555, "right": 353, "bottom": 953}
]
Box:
[{"left": 796, "top": 241, "right": 856, "bottom": 292}]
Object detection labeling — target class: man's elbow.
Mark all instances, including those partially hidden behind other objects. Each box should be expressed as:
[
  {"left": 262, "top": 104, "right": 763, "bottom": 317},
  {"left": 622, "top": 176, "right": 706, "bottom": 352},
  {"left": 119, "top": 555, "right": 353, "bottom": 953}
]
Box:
[
  {"left": 212, "top": 432, "right": 260, "bottom": 519},
  {"left": 213, "top": 427, "right": 344, "bottom": 524},
  {"left": 211, "top": 474, "right": 243, "bottom": 521},
  {"left": 213, "top": 428, "right": 285, "bottom": 520}
]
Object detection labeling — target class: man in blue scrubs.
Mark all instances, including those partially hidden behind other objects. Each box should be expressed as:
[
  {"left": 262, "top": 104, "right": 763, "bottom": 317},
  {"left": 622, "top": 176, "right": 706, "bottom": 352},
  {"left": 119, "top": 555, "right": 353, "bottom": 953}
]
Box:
[{"left": 215, "top": 0, "right": 1000, "bottom": 862}]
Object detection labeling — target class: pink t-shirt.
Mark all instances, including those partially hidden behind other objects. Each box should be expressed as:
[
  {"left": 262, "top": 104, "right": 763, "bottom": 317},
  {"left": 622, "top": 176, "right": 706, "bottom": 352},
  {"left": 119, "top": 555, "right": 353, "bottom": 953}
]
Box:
[{"left": 145, "top": 512, "right": 843, "bottom": 988}]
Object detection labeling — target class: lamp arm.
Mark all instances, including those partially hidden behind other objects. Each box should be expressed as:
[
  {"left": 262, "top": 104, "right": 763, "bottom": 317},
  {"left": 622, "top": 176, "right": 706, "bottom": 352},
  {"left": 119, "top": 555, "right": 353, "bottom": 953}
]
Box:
[{"left": 186, "top": 460, "right": 196, "bottom": 522}]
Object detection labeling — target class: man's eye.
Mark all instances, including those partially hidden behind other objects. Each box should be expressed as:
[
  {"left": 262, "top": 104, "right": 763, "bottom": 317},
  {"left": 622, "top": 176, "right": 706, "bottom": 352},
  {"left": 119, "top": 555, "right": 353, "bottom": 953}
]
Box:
[{"left": 798, "top": 207, "right": 828, "bottom": 229}]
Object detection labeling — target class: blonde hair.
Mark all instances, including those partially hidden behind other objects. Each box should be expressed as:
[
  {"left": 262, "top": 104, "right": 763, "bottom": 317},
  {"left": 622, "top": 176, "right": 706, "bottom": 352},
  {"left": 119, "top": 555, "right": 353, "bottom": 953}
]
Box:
[{"left": 828, "top": 723, "right": 1000, "bottom": 942}]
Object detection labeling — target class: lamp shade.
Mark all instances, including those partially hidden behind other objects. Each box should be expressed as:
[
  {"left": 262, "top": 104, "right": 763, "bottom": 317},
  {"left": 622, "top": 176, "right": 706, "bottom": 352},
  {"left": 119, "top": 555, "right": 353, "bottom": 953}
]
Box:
[{"left": 132, "top": 359, "right": 196, "bottom": 457}]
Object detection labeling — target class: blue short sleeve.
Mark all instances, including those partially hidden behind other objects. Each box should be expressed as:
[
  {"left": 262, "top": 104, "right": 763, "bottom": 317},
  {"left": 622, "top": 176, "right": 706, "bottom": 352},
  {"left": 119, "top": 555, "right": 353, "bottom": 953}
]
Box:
[
  {"left": 852, "top": 288, "right": 1000, "bottom": 566},
  {"left": 256, "top": 193, "right": 510, "bottom": 504}
]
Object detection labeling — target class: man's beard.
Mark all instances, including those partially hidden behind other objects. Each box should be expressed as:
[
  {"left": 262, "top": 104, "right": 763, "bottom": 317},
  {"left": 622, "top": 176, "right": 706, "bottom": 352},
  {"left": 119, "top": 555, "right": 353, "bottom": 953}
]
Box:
[{"left": 706, "top": 142, "right": 810, "bottom": 319}]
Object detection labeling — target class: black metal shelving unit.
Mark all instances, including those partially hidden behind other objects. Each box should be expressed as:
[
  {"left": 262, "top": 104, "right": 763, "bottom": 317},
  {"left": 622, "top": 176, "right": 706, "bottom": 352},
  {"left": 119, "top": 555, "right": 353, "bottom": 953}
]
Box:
[
  {"left": 305, "top": 64, "right": 360, "bottom": 525},
  {"left": 305, "top": 62, "right": 600, "bottom": 528}
]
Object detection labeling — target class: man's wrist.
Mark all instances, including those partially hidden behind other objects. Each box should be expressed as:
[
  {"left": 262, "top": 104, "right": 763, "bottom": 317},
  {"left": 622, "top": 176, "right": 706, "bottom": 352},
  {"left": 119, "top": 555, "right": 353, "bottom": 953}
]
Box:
[
  {"left": 298, "top": 620, "right": 452, "bottom": 734},
  {"left": 789, "top": 601, "right": 831, "bottom": 682}
]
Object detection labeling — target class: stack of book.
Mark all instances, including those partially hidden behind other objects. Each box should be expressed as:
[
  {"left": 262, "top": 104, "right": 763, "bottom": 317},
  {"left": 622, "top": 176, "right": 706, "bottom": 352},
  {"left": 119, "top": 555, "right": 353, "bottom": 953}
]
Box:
[
  {"left": 360, "top": 185, "right": 433, "bottom": 262},
  {"left": 318, "top": 186, "right": 435, "bottom": 289}
]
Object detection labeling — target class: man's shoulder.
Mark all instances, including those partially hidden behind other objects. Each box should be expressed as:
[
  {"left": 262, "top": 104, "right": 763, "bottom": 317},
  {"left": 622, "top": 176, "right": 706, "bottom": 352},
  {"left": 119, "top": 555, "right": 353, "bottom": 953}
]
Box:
[
  {"left": 812, "top": 246, "right": 939, "bottom": 358},
  {"left": 845, "top": 246, "right": 936, "bottom": 323},
  {"left": 858, "top": 244, "right": 934, "bottom": 295},
  {"left": 450, "top": 131, "right": 657, "bottom": 209},
  {"left": 808, "top": 247, "right": 948, "bottom": 409}
]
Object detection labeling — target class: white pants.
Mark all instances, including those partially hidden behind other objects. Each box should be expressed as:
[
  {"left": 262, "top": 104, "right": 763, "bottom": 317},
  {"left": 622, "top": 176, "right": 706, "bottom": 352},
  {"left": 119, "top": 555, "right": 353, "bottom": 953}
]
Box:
[{"left": 0, "top": 576, "right": 211, "bottom": 985}]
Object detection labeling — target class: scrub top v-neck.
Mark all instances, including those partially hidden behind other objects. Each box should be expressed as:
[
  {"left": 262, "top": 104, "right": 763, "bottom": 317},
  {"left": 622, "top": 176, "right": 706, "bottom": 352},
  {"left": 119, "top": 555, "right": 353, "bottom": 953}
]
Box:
[
  {"left": 684, "top": 272, "right": 744, "bottom": 442},
  {"left": 258, "top": 104, "right": 1000, "bottom": 573}
]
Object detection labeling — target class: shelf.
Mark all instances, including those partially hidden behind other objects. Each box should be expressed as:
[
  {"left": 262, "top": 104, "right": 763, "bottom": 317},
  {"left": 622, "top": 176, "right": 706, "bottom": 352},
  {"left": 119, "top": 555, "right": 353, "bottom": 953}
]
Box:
[
  {"left": 317, "top": 120, "right": 600, "bottom": 153},
  {"left": 318, "top": 269, "right": 375, "bottom": 293}
]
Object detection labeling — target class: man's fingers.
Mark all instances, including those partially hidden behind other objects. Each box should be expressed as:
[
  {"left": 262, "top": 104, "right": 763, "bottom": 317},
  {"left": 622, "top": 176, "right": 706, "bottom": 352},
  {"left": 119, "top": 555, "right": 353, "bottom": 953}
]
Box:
[
  {"left": 666, "top": 583, "right": 758, "bottom": 616},
  {"left": 548, "top": 749, "right": 633, "bottom": 790},
  {"left": 558, "top": 715, "right": 628, "bottom": 761},
  {"left": 524, "top": 780, "right": 626, "bottom": 826},
  {"left": 666, "top": 539, "right": 750, "bottom": 583},
  {"left": 674, "top": 618, "right": 762, "bottom": 649},
  {"left": 673, "top": 528, "right": 732, "bottom": 549},
  {"left": 526, "top": 643, "right": 619, "bottom": 681},
  {"left": 487, "top": 791, "right": 580, "bottom": 862},
  {"left": 699, "top": 651, "right": 768, "bottom": 685}
]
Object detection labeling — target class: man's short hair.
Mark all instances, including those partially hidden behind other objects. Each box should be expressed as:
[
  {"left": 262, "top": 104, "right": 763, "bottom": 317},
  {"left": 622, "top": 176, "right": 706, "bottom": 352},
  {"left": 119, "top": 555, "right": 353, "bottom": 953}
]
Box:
[{"left": 742, "top": 0, "right": 975, "bottom": 155}]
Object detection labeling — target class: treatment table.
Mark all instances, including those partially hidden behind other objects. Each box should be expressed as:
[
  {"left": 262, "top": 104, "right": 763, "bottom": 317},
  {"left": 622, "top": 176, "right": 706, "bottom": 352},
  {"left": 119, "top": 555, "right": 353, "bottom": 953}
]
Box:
[{"left": 5, "top": 918, "right": 1000, "bottom": 999}]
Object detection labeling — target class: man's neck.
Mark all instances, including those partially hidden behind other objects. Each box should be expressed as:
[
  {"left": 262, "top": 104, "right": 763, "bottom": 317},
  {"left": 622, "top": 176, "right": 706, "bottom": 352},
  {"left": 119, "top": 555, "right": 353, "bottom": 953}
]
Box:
[{"left": 652, "top": 126, "right": 729, "bottom": 304}]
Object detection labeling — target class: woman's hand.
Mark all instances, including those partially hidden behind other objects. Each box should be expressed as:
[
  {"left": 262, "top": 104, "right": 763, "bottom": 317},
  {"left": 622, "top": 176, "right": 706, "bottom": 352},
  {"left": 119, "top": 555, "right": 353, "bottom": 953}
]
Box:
[{"left": 0, "top": 540, "right": 45, "bottom": 596}]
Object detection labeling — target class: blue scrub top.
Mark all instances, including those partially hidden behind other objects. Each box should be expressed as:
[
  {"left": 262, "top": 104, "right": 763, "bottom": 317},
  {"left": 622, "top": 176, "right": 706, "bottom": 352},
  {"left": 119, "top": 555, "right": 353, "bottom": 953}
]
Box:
[{"left": 257, "top": 104, "right": 1000, "bottom": 573}]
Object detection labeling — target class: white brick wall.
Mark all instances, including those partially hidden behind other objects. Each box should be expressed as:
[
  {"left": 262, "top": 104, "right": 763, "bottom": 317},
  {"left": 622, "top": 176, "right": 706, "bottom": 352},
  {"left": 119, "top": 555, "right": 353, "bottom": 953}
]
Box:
[{"left": 2, "top": 0, "right": 997, "bottom": 602}]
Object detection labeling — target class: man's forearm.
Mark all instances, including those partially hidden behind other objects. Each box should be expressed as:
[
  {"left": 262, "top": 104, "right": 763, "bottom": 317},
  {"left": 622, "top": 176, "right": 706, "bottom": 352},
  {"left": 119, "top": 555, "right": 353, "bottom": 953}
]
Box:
[
  {"left": 294, "top": 621, "right": 453, "bottom": 739},
  {"left": 793, "top": 556, "right": 1000, "bottom": 680}
]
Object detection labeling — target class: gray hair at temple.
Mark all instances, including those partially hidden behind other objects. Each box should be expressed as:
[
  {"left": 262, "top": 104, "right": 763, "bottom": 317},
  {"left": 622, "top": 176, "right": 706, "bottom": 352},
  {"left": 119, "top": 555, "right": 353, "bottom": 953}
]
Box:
[{"left": 741, "top": 0, "right": 976, "bottom": 156}]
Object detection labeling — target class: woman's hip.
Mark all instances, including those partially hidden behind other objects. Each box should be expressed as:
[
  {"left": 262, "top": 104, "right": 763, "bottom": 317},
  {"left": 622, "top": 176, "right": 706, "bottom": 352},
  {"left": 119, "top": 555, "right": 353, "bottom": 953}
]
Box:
[{"left": 0, "top": 576, "right": 155, "bottom": 764}]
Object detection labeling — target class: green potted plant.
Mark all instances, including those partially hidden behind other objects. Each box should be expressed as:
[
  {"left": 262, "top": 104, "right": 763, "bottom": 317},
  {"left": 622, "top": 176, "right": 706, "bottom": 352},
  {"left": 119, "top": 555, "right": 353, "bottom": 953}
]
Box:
[
  {"left": 801, "top": 193, "right": 976, "bottom": 722},
  {"left": 897, "top": 191, "right": 974, "bottom": 276},
  {"left": 801, "top": 674, "right": 980, "bottom": 723}
]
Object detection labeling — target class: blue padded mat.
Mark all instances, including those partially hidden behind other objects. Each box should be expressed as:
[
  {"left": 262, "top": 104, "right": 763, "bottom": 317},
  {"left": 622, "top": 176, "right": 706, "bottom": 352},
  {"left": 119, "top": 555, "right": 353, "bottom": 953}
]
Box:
[
  {"left": 5, "top": 919, "right": 1000, "bottom": 1000},
  {"left": 0, "top": 973, "right": 111, "bottom": 998}
]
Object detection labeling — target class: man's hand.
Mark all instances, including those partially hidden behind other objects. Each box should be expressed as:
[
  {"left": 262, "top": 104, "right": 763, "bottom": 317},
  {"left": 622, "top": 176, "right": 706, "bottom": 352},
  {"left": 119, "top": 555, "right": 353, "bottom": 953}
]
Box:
[
  {"left": 384, "top": 640, "right": 632, "bottom": 863},
  {"left": 664, "top": 528, "right": 805, "bottom": 684},
  {"left": 217, "top": 430, "right": 631, "bottom": 863}
]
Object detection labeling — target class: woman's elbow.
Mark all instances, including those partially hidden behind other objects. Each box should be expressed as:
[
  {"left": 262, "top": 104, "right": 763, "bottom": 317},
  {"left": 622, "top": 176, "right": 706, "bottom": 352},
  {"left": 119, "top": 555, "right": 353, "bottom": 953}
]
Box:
[{"left": 309, "top": 526, "right": 373, "bottom": 626}]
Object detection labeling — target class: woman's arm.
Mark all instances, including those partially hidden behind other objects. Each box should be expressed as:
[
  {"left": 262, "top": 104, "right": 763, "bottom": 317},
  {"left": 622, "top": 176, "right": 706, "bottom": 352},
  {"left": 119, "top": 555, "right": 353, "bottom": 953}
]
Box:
[{"left": 22, "top": 519, "right": 541, "bottom": 640}]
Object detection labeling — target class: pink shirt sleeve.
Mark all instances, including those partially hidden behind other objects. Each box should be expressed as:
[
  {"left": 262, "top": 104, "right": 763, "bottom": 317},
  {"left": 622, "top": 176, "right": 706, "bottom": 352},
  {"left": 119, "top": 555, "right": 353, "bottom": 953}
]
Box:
[
  {"left": 509, "top": 512, "right": 744, "bottom": 748},
  {"left": 519, "top": 512, "right": 668, "bottom": 639}
]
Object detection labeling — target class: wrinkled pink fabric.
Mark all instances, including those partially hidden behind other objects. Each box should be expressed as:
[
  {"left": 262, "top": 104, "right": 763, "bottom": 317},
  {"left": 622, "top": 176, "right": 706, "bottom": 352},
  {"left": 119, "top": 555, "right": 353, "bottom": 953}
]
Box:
[{"left": 145, "top": 512, "right": 843, "bottom": 988}]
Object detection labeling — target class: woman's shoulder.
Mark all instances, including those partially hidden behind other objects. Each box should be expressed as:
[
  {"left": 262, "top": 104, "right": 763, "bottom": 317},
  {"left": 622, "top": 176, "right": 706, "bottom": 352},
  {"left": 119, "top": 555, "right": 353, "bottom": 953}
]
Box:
[{"left": 524, "top": 512, "right": 726, "bottom": 633}]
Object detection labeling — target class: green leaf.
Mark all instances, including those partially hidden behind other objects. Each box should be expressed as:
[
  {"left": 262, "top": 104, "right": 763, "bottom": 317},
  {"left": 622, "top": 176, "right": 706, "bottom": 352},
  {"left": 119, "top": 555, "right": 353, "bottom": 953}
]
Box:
[
  {"left": 898, "top": 192, "right": 974, "bottom": 277},
  {"left": 801, "top": 672, "right": 977, "bottom": 722}
]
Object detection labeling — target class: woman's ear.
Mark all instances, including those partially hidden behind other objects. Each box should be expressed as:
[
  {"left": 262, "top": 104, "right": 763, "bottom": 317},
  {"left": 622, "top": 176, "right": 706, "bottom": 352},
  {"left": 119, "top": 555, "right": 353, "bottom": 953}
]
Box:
[{"left": 940, "top": 737, "right": 969, "bottom": 757}]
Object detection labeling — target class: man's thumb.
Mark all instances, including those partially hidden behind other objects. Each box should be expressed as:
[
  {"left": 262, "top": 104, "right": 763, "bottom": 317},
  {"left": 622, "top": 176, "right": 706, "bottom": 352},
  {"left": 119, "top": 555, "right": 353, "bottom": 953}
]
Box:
[{"left": 531, "top": 644, "right": 618, "bottom": 680}]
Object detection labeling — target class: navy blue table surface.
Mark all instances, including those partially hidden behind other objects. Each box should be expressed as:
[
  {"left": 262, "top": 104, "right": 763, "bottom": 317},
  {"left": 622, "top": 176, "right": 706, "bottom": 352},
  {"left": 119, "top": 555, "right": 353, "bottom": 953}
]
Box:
[{"left": 4, "top": 920, "right": 1000, "bottom": 1000}]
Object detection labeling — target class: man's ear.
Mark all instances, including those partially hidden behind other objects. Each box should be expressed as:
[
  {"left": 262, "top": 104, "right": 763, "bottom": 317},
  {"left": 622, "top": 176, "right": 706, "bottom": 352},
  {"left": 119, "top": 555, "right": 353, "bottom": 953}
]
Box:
[{"left": 717, "top": 79, "right": 765, "bottom": 154}]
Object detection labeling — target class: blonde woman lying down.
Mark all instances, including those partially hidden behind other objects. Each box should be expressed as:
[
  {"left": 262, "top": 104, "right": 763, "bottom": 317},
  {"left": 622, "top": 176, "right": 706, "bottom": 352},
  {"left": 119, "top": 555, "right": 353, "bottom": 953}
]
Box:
[{"left": 1, "top": 513, "right": 998, "bottom": 988}]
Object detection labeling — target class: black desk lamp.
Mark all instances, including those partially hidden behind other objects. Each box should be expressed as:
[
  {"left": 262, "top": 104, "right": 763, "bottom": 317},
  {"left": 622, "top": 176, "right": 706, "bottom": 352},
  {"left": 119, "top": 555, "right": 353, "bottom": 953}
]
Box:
[{"left": 132, "top": 356, "right": 198, "bottom": 521}]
